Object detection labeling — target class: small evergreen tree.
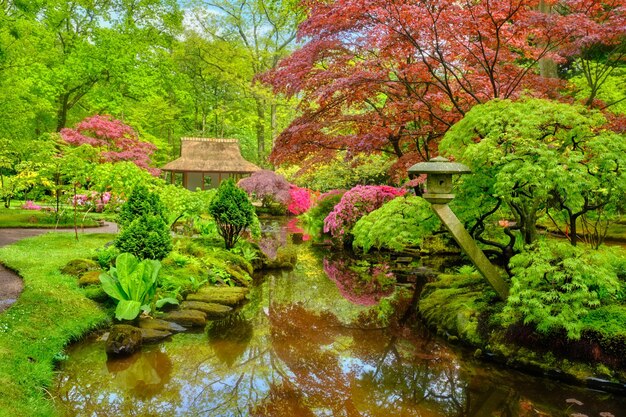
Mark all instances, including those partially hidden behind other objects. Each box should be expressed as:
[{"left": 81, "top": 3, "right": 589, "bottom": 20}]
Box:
[
  {"left": 118, "top": 185, "right": 166, "bottom": 228},
  {"left": 115, "top": 185, "right": 172, "bottom": 260},
  {"left": 209, "top": 180, "right": 256, "bottom": 249}
]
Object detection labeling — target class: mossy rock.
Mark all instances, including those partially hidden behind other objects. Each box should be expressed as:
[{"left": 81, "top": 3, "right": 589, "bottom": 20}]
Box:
[
  {"left": 181, "top": 301, "right": 233, "bottom": 319},
  {"left": 187, "top": 286, "right": 248, "bottom": 306},
  {"left": 106, "top": 324, "right": 142, "bottom": 357},
  {"left": 418, "top": 274, "right": 495, "bottom": 346},
  {"left": 140, "top": 328, "right": 172, "bottom": 344},
  {"left": 161, "top": 309, "right": 207, "bottom": 327},
  {"left": 138, "top": 318, "right": 186, "bottom": 333},
  {"left": 78, "top": 270, "right": 103, "bottom": 287},
  {"left": 60, "top": 258, "right": 100, "bottom": 277},
  {"left": 83, "top": 286, "right": 109, "bottom": 302}
]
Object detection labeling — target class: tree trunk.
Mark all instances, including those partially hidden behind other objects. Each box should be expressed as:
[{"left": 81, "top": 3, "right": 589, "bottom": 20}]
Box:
[
  {"left": 537, "top": 0, "right": 558, "bottom": 79},
  {"left": 254, "top": 96, "right": 266, "bottom": 159},
  {"left": 57, "top": 93, "right": 70, "bottom": 132},
  {"left": 270, "top": 102, "right": 277, "bottom": 149}
]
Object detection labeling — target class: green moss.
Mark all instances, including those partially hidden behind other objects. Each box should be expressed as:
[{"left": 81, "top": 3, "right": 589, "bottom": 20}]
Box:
[
  {"left": 60, "top": 258, "right": 100, "bottom": 277},
  {"left": 419, "top": 274, "right": 498, "bottom": 346},
  {"left": 582, "top": 304, "right": 626, "bottom": 338},
  {"left": 0, "top": 233, "right": 112, "bottom": 417}
]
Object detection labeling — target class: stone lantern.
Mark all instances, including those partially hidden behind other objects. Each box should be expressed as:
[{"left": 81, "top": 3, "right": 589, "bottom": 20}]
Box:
[
  {"left": 408, "top": 156, "right": 509, "bottom": 300},
  {"left": 409, "top": 156, "right": 471, "bottom": 203}
]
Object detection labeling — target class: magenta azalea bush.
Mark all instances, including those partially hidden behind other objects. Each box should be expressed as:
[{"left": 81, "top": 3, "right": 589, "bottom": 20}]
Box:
[
  {"left": 287, "top": 185, "right": 312, "bottom": 215},
  {"left": 238, "top": 170, "right": 291, "bottom": 207},
  {"left": 61, "top": 115, "right": 158, "bottom": 175},
  {"left": 21, "top": 200, "right": 42, "bottom": 210},
  {"left": 323, "top": 185, "right": 405, "bottom": 240}
]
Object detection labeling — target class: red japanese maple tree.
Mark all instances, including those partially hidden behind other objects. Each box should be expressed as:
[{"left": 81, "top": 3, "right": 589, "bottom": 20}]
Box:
[
  {"left": 263, "top": 0, "right": 626, "bottom": 177},
  {"left": 60, "top": 115, "right": 159, "bottom": 175}
]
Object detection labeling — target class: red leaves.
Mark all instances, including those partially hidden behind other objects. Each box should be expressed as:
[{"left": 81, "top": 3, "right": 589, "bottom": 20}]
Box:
[
  {"left": 264, "top": 0, "right": 626, "bottom": 176},
  {"left": 60, "top": 115, "right": 158, "bottom": 175}
]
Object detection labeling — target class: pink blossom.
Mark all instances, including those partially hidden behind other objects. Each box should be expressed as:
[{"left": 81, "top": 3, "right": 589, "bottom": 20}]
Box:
[
  {"left": 60, "top": 115, "right": 158, "bottom": 175},
  {"left": 21, "top": 200, "right": 42, "bottom": 210},
  {"left": 323, "top": 185, "right": 405, "bottom": 240},
  {"left": 238, "top": 170, "right": 291, "bottom": 206},
  {"left": 287, "top": 185, "right": 312, "bottom": 215}
]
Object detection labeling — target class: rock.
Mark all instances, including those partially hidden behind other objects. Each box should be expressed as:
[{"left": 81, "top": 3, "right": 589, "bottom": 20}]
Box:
[
  {"left": 187, "top": 286, "right": 248, "bottom": 306},
  {"left": 161, "top": 309, "right": 207, "bottom": 327},
  {"left": 138, "top": 318, "right": 187, "bottom": 333},
  {"left": 61, "top": 258, "right": 100, "bottom": 277},
  {"left": 181, "top": 301, "right": 233, "bottom": 319},
  {"left": 140, "top": 328, "right": 172, "bottom": 343},
  {"left": 78, "top": 270, "right": 102, "bottom": 287},
  {"left": 106, "top": 324, "right": 142, "bottom": 357}
]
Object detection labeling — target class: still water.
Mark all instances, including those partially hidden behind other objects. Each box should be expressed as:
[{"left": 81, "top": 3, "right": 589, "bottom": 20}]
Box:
[{"left": 54, "top": 243, "right": 626, "bottom": 416}]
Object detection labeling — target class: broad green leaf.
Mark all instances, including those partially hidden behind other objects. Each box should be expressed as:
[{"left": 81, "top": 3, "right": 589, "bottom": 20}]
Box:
[{"left": 115, "top": 300, "right": 142, "bottom": 321}]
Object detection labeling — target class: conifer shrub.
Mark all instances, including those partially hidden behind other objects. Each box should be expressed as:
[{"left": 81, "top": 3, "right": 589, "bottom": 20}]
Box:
[
  {"left": 352, "top": 196, "right": 440, "bottom": 253},
  {"left": 209, "top": 180, "right": 257, "bottom": 249},
  {"left": 118, "top": 185, "right": 166, "bottom": 228},
  {"left": 115, "top": 215, "right": 172, "bottom": 260}
]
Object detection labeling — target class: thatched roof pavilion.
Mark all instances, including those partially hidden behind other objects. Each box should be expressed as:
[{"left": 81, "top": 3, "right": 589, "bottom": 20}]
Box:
[{"left": 162, "top": 138, "right": 260, "bottom": 190}]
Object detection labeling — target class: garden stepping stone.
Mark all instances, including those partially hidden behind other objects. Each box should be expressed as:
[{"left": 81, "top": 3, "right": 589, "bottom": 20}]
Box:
[
  {"left": 138, "top": 318, "right": 186, "bottom": 333},
  {"left": 140, "top": 328, "right": 172, "bottom": 344},
  {"left": 186, "top": 286, "right": 248, "bottom": 306},
  {"left": 181, "top": 301, "right": 233, "bottom": 319},
  {"left": 161, "top": 309, "right": 207, "bottom": 328}
]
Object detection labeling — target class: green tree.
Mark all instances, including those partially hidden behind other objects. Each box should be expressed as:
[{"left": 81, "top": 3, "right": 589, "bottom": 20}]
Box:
[
  {"left": 441, "top": 98, "right": 626, "bottom": 248},
  {"left": 208, "top": 179, "right": 256, "bottom": 249}
]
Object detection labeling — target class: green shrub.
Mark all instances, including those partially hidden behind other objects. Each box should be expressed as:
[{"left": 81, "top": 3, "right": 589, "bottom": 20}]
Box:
[
  {"left": 300, "top": 191, "right": 344, "bottom": 239},
  {"left": 118, "top": 185, "right": 166, "bottom": 228},
  {"left": 115, "top": 214, "right": 172, "bottom": 260},
  {"left": 99, "top": 253, "right": 161, "bottom": 321},
  {"left": 501, "top": 240, "right": 622, "bottom": 339},
  {"left": 208, "top": 179, "right": 257, "bottom": 249},
  {"left": 95, "top": 245, "right": 120, "bottom": 268},
  {"left": 352, "top": 195, "right": 440, "bottom": 253}
]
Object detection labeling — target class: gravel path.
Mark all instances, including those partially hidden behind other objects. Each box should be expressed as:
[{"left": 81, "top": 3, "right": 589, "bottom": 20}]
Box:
[{"left": 0, "top": 222, "right": 118, "bottom": 312}]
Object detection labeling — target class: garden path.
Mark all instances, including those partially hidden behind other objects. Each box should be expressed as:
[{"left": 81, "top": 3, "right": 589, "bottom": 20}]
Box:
[{"left": 0, "top": 222, "right": 118, "bottom": 312}]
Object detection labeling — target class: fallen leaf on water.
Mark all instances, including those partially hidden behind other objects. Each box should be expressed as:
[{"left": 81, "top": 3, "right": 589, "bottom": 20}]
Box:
[
  {"left": 565, "top": 398, "right": 584, "bottom": 406},
  {"left": 599, "top": 413, "right": 615, "bottom": 417},
  {"left": 569, "top": 414, "right": 588, "bottom": 417}
]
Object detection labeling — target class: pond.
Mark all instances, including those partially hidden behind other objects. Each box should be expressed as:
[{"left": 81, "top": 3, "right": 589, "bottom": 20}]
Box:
[{"left": 54, "top": 224, "right": 626, "bottom": 416}]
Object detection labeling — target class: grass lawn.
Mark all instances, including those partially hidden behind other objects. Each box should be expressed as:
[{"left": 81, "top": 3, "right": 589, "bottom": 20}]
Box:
[
  {"left": 0, "top": 233, "right": 114, "bottom": 417},
  {"left": 0, "top": 207, "right": 102, "bottom": 228}
]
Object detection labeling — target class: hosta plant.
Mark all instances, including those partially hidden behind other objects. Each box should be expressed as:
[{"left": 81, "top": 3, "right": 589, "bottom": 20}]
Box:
[{"left": 99, "top": 253, "right": 161, "bottom": 321}]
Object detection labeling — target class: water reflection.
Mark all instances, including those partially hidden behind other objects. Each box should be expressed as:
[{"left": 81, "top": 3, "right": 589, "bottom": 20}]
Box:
[{"left": 54, "top": 245, "right": 626, "bottom": 417}]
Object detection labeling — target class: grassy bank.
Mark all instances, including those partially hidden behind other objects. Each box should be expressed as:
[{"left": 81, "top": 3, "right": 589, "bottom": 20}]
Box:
[
  {"left": 0, "top": 207, "right": 101, "bottom": 228},
  {"left": 0, "top": 233, "right": 113, "bottom": 417}
]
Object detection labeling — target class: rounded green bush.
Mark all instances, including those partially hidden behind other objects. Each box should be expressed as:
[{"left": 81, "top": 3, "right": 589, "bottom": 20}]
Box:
[
  {"left": 118, "top": 185, "right": 166, "bottom": 228},
  {"left": 115, "top": 214, "right": 172, "bottom": 260},
  {"left": 208, "top": 180, "right": 256, "bottom": 249}
]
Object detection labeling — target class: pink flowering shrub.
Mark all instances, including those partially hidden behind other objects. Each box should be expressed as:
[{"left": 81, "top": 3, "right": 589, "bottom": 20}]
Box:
[
  {"left": 60, "top": 115, "right": 158, "bottom": 175},
  {"left": 71, "top": 191, "right": 113, "bottom": 212},
  {"left": 287, "top": 185, "right": 313, "bottom": 215},
  {"left": 22, "top": 200, "right": 42, "bottom": 210},
  {"left": 323, "top": 258, "right": 394, "bottom": 306},
  {"left": 323, "top": 185, "right": 405, "bottom": 241},
  {"left": 238, "top": 170, "right": 291, "bottom": 207}
]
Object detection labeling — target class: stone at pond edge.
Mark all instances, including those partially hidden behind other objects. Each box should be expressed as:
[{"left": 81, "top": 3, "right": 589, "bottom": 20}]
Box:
[
  {"left": 161, "top": 309, "right": 207, "bottom": 327},
  {"left": 140, "top": 328, "right": 172, "bottom": 343},
  {"left": 187, "top": 286, "right": 248, "bottom": 307},
  {"left": 138, "top": 318, "right": 187, "bottom": 333},
  {"left": 78, "top": 270, "right": 102, "bottom": 287},
  {"left": 261, "top": 245, "right": 298, "bottom": 270},
  {"left": 181, "top": 300, "right": 233, "bottom": 319},
  {"left": 106, "top": 324, "right": 142, "bottom": 357}
]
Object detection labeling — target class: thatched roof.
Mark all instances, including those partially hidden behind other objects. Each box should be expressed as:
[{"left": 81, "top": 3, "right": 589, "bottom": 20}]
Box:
[{"left": 162, "top": 138, "right": 260, "bottom": 173}]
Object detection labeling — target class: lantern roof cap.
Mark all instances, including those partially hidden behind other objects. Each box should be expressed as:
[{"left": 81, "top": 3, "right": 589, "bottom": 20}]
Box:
[{"left": 408, "top": 156, "right": 472, "bottom": 175}]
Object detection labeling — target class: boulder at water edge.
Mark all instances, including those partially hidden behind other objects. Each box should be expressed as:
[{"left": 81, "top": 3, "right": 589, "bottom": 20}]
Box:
[
  {"left": 106, "top": 324, "right": 142, "bottom": 357},
  {"left": 181, "top": 300, "right": 233, "bottom": 319},
  {"left": 161, "top": 309, "right": 207, "bottom": 327}
]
